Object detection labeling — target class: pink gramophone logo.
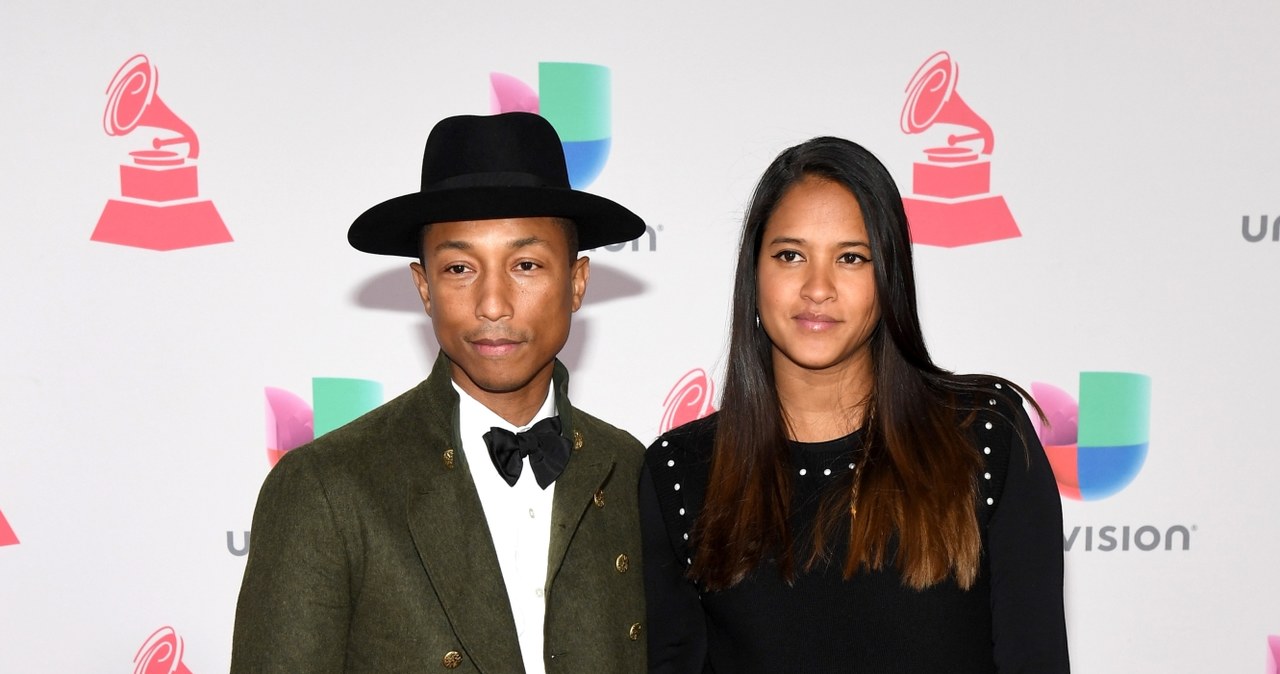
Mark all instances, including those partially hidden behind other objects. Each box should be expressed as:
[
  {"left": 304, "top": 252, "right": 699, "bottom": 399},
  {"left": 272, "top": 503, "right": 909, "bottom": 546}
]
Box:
[
  {"left": 659, "top": 369, "right": 717, "bottom": 434},
  {"left": 0, "top": 508, "right": 17, "bottom": 547},
  {"left": 899, "top": 51, "right": 1019, "bottom": 247},
  {"left": 133, "top": 626, "right": 194, "bottom": 674},
  {"left": 92, "top": 54, "right": 230, "bottom": 251}
]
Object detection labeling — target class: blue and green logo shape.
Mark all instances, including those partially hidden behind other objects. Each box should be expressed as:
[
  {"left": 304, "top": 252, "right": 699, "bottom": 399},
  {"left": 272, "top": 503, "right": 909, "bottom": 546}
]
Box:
[
  {"left": 264, "top": 378, "right": 382, "bottom": 466},
  {"left": 1030, "top": 372, "right": 1152, "bottom": 501},
  {"left": 490, "top": 62, "right": 611, "bottom": 188}
]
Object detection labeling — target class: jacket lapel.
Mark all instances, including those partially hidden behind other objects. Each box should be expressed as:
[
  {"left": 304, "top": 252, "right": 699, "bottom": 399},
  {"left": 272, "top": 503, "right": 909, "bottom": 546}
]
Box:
[
  {"left": 545, "top": 360, "right": 617, "bottom": 593},
  {"left": 405, "top": 355, "right": 525, "bottom": 673}
]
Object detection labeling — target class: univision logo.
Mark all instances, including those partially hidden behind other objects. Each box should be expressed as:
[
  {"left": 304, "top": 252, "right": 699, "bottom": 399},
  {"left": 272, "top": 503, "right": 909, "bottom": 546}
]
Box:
[
  {"left": 1242, "top": 214, "right": 1279, "bottom": 242},
  {"left": 228, "top": 377, "right": 382, "bottom": 557},
  {"left": 263, "top": 377, "right": 383, "bottom": 466},
  {"left": 1031, "top": 372, "right": 1151, "bottom": 501},
  {"left": 490, "top": 62, "right": 611, "bottom": 189},
  {"left": 489, "top": 61, "right": 660, "bottom": 253},
  {"left": 1032, "top": 372, "right": 1192, "bottom": 553}
]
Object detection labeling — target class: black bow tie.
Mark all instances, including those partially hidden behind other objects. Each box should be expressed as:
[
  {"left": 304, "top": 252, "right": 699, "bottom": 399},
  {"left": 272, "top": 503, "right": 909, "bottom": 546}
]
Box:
[{"left": 483, "top": 416, "right": 570, "bottom": 489}]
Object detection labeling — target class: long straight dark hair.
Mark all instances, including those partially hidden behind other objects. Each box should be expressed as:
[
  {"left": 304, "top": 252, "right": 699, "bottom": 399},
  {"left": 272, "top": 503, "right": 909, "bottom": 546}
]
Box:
[{"left": 690, "top": 137, "right": 1034, "bottom": 592}]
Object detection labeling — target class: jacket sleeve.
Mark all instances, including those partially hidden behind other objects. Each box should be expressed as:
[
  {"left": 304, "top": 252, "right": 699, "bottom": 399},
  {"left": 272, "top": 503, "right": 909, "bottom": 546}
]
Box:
[
  {"left": 230, "top": 451, "right": 352, "bottom": 673},
  {"left": 987, "top": 405, "right": 1071, "bottom": 673},
  {"left": 640, "top": 461, "right": 707, "bottom": 673}
]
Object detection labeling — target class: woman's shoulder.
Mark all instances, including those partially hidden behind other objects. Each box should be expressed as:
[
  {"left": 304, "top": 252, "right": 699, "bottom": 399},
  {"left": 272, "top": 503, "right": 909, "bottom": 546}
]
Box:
[
  {"left": 948, "top": 377, "right": 1045, "bottom": 523},
  {"left": 948, "top": 375, "right": 1028, "bottom": 413},
  {"left": 646, "top": 412, "right": 720, "bottom": 465},
  {"left": 644, "top": 413, "right": 717, "bottom": 513}
]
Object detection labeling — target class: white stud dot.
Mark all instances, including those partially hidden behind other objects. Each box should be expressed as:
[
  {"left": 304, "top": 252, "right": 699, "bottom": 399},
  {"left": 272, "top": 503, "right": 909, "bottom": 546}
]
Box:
[
  {"left": 983, "top": 447, "right": 991, "bottom": 455},
  {"left": 798, "top": 468, "right": 807, "bottom": 476},
  {"left": 686, "top": 558, "right": 692, "bottom": 564},
  {"left": 674, "top": 483, "right": 681, "bottom": 491},
  {"left": 678, "top": 508, "right": 686, "bottom": 516},
  {"left": 667, "top": 459, "right": 675, "bottom": 467},
  {"left": 989, "top": 399, "right": 997, "bottom": 405},
  {"left": 823, "top": 468, "right": 832, "bottom": 476},
  {"left": 984, "top": 421, "right": 993, "bottom": 430},
  {"left": 994, "top": 383, "right": 1003, "bottom": 389},
  {"left": 984, "top": 472, "right": 991, "bottom": 480},
  {"left": 683, "top": 533, "right": 689, "bottom": 540},
  {"left": 986, "top": 497, "right": 994, "bottom": 505},
  {"left": 661, "top": 441, "right": 669, "bottom": 447},
  {"left": 848, "top": 463, "right": 855, "bottom": 469}
]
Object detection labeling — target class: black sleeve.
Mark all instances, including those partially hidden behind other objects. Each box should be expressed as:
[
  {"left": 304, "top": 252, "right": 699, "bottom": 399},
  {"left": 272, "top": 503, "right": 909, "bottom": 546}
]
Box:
[
  {"left": 640, "top": 461, "right": 707, "bottom": 674},
  {"left": 987, "top": 404, "right": 1071, "bottom": 673}
]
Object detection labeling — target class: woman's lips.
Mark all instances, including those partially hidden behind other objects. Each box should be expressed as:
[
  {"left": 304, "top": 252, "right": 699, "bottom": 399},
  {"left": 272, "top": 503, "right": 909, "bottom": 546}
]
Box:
[{"left": 794, "top": 312, "right": 840, "bottom": 332}]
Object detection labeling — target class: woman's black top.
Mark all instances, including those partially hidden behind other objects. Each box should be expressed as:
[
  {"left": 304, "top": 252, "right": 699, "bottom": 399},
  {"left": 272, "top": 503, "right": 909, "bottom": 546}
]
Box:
[{"left": 640, "top": 387, "right": 1070, "bottom": 673}]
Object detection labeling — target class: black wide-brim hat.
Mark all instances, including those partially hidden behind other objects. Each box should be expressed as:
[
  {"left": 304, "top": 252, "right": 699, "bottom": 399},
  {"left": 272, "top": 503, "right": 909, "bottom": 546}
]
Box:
[{"left": 349, "top": 112, "right": 645, "bottom": 257}]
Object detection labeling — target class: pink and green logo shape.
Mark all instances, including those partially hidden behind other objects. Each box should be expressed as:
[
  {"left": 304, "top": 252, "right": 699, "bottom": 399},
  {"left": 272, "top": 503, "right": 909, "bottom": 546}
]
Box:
[
  {"left": 264, "top": 378, "right": 382, "bottom": 466},
  {"left": 1030, "top": 372, "right": 1151, "bottom": 501},
  {"left": 490, "top": 62, "right": 611, "bottom": 188}
]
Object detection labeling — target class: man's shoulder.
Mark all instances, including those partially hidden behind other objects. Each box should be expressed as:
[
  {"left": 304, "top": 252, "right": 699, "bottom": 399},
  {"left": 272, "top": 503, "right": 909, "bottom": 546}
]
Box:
[
  {"left": 570, "top": 406, "right": 644, "bottom": 461},
  {"left": 278, "top": 380, "right": 445, "bottom": 472}
]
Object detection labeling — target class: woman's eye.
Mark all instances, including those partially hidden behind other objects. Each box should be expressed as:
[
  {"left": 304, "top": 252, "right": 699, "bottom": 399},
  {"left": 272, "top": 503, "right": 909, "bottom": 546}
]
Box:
[
  {"left": 840, "top": 253, "right": 869, "bottom": 264},
  {"left": 773, "top": 250, "right": 801, "bottom": 263}
]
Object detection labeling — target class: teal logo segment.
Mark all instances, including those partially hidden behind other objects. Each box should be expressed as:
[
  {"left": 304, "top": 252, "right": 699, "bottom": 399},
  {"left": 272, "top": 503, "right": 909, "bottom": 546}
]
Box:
[
  {"left": 312, "top": 378, "right": 383, "bottom": 437},
  {"left": 490, "top": 62, "right": 612, "bottom": 188}
]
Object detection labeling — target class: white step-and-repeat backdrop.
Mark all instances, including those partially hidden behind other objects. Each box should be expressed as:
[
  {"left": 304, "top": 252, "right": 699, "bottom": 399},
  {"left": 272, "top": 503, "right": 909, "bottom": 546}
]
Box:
[{"left": 3, "top": 1, "right": 1277, "bottom": 671}]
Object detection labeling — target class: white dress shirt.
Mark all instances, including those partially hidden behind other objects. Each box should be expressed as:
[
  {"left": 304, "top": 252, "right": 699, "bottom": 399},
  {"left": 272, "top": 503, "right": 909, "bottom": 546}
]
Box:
[{"left": 453, "top": 380, "right": 556, "bottom": 674}]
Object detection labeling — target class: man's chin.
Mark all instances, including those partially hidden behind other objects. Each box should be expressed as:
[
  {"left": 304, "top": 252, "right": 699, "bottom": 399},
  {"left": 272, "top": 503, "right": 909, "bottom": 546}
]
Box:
[{"left": 450, "top": 362, "right": 546, "bottom": 395}]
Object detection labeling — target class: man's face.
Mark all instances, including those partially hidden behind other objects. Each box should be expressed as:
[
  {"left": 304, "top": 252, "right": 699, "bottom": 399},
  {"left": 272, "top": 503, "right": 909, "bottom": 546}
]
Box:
[{"left": 410, "top": 217, "right": 588, "bottom": 405}]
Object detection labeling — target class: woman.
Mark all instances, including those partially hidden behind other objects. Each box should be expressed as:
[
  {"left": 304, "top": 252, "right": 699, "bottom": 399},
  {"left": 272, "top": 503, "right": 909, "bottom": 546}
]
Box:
[{"left": 641, "top": 137, "right": 1069, "bottom": 673}]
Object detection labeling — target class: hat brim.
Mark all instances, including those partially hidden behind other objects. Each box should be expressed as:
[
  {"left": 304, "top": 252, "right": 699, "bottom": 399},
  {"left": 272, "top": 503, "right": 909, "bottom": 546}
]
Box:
[{"left": 349, "top": 185, "right": 645, "bottom": 257}]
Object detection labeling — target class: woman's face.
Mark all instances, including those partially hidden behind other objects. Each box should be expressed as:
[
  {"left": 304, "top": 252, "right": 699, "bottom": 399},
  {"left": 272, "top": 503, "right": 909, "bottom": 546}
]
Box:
[{"left": 757, "top": 177, "right": 881, "bottom": 380}]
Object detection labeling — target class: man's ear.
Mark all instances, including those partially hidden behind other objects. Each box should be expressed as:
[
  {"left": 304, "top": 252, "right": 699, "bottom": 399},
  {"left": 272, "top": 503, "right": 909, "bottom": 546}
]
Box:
[
  {"left": 409, "top": 262, "right": 432, "bottom": 316},
  {"left": 570, "top": 256, "right": 590, "bottom": 312}
]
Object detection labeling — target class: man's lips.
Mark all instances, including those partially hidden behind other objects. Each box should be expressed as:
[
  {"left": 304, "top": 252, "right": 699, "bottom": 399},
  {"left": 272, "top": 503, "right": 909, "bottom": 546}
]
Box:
[
  {"left": 469, "top": 338, "right": 523, "bottom": 357},
  {"left": 793, "top": 312, "right": 840, "bottom": 332}
]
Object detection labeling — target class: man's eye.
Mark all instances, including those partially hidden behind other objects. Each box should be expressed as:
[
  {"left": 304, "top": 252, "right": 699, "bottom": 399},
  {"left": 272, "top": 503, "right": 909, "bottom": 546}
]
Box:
[
  {"left": 446, "top": 264, "right": 469, "bottom": 274},
  {"left": 516, "top": 261, "right": 539, "bottom": 272}
]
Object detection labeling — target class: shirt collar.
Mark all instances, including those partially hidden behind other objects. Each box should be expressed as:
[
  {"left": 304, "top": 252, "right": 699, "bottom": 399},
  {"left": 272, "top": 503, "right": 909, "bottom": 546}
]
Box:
[{"left": 451, "top": 379, "right": 558, "bottom": 442}]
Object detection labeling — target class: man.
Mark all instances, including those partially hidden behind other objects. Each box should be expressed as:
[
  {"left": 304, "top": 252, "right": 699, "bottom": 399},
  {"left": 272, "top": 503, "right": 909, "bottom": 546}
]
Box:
[{"left": 232, "top": 112, "right": 647, "bottom": 673}]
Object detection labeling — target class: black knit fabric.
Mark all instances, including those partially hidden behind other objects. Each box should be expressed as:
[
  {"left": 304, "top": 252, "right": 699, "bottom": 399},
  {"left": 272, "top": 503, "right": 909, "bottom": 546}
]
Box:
[{"left": 640, "top": 387, "right": 1070, "bottom": 673}]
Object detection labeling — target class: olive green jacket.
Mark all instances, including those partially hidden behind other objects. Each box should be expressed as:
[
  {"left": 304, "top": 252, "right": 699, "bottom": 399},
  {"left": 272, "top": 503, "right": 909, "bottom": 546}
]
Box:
[{"left": 231, "top": 354, "right": 647, "bottom": 673}]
